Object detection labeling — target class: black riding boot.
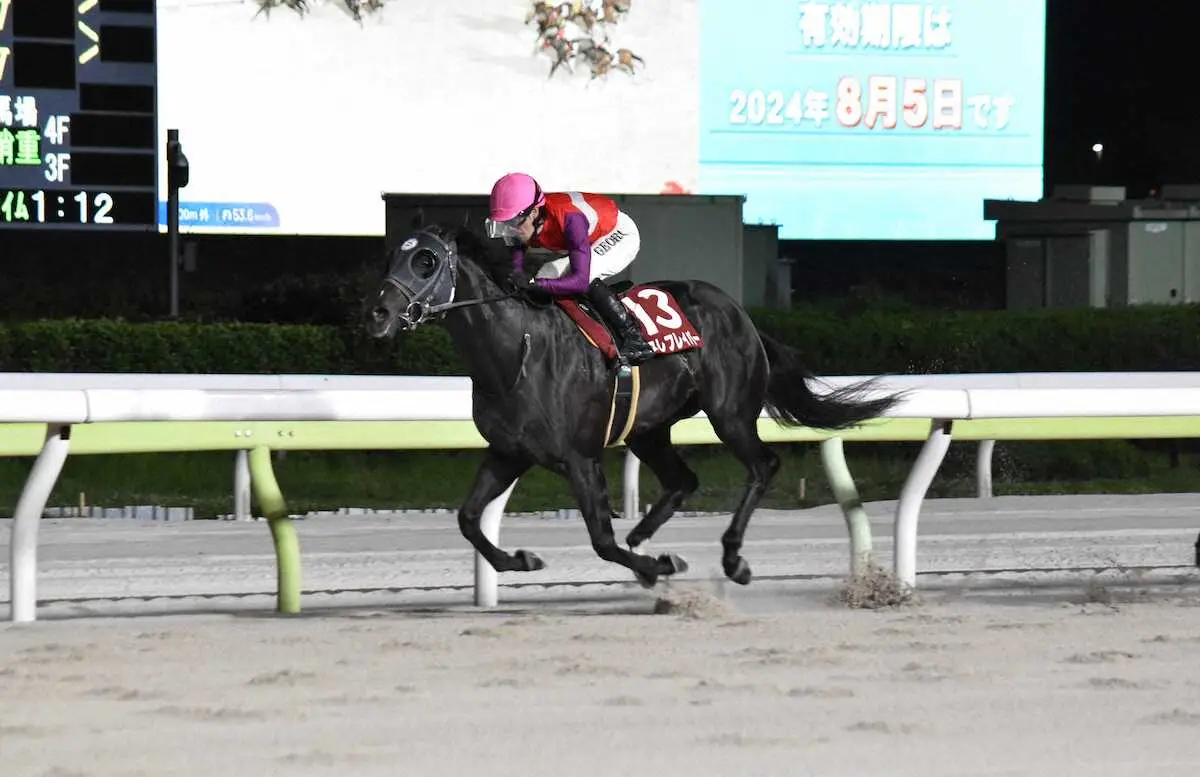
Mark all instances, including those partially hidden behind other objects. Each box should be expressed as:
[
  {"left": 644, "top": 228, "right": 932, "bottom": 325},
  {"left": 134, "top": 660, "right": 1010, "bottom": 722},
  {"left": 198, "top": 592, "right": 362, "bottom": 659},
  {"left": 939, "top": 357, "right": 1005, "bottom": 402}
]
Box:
[{"left": 586, "top": 279, "right": 656, "bottom": 366}]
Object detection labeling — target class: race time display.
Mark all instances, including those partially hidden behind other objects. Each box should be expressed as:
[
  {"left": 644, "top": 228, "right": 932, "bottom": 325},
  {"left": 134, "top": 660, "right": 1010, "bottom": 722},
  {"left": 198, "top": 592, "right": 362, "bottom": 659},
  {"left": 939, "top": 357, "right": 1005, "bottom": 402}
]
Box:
[{"left": 0, "top": 0, "right": 157, "bottom": 231}]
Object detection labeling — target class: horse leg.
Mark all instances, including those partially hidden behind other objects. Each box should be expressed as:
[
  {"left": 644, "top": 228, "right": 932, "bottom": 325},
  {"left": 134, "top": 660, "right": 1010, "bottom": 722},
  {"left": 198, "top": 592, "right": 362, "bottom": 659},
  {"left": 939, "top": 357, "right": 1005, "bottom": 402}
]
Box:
[
  {"left": 457, "top": 448, "right": 544, "bottom": 573},
  {"left": 566, "top": 454, "right": 687, "bottom": 587},
  {"left": 624, "top": 425, "right": 699, "bottom": 552},
  {"left": 707, "top": 413, "right": 780, "bottom": 585}
]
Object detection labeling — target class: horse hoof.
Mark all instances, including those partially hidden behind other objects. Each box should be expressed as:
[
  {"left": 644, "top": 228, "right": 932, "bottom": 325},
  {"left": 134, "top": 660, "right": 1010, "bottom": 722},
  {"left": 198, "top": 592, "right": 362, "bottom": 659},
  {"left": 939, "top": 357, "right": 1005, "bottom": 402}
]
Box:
[
  {"left": 632, "top": 568, "right": 658, "bottom": 589},
  {"left": 725, "top": 558, "right": 752, "bottom": 586},
  {"left": 514, "top": 549, "right": 546, "bottom": 572},
  {"left": 657, "top": 553, "right": 689, "bottom": 577}
]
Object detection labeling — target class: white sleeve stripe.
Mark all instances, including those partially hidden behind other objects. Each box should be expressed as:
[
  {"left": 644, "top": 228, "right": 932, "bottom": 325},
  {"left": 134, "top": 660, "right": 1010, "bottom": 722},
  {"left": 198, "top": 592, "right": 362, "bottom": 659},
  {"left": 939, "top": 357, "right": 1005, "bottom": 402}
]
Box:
[{"left": 566, "top": 191, "right": 599, "bottom": 234}]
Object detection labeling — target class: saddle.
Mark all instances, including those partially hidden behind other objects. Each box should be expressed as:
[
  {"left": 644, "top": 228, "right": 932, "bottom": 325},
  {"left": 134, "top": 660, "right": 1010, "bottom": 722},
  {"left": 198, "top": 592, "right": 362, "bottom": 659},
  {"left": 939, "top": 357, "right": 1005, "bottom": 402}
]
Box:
[{"left": 555, "top": 281, "right": 704, "bottom": 447}]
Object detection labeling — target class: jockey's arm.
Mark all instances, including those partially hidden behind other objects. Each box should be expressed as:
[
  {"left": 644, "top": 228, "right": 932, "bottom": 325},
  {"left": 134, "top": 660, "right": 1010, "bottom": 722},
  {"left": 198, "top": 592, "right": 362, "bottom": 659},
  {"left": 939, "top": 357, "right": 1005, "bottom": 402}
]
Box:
[{"left": 535, "top": 212, "right": 592, "bottom": 295}]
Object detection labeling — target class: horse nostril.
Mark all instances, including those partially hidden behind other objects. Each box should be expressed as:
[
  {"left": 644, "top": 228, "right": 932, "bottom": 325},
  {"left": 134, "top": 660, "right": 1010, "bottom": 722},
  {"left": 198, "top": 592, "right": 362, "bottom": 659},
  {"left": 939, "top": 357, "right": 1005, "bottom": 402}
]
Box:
[{"left": 371, "top": 306, "right": 390, "bottom": 322}]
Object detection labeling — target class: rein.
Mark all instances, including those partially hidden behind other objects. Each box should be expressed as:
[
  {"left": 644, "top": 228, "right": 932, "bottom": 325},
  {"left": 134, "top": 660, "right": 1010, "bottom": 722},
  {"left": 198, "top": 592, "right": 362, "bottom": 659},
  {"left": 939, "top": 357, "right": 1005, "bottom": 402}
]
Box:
[
  {"left": 389, "top": 278, "right": 533, "bottom": 397},
  {"left": 382, "top": 275, "right": 520, "bottom": 328},
  {"left": 426, "top": 290, "right": 519, "bottom": 315}
]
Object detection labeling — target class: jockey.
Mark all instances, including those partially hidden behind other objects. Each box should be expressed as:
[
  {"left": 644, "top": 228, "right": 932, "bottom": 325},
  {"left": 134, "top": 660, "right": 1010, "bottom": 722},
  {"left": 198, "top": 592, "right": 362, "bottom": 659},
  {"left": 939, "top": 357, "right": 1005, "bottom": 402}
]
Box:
[{"left": 484, "top": 172, "right": 655, "bottom": 367}]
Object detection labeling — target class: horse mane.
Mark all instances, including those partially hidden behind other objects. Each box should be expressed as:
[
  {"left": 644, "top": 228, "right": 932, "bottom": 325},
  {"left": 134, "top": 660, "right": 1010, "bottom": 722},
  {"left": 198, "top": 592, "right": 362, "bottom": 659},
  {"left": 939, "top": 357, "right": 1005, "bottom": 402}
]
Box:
[{"left": 439, "top": 224, "right": 515, "bottom": 288}]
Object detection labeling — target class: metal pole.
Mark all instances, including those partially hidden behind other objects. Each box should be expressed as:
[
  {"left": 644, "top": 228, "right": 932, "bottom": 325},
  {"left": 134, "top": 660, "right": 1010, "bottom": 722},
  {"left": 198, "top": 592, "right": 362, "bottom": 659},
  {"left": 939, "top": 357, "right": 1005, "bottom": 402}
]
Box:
[
  {"left": 249, "top": 446, "right": 302, "bottom": 614},
  {"left": 622, "top": 448, "right": 640, "bottom": 521},
  {"left": 233, "top": 449, "right": 252, "bottom": 520},
  {"left": 10, "top": 425, "right": 73, "bottom": 623},
  {"left": 167, "top": 129, "right": 180, "bottom": 318},
  {"left": 476, "top": 479, "right": 517, "bottom": 607},
  {"left": 976, "top": 439, "right": 995, "bottom": 498},
  {"left": 893, "top": 420, "right": 954, "bottom": 590},
  {"left": 819, "top": 436, "right": 873, "bottom": 577}
]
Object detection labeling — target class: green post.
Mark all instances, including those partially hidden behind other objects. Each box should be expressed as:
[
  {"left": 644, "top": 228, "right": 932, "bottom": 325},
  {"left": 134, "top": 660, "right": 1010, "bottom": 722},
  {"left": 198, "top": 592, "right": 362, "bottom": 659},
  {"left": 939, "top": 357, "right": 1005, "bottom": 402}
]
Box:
[
  {"left": 819, "top": 436, "right": 873, "bottom": 577},
  {"left": 249, "top": 445, "right": 302, "bottom": 614}
]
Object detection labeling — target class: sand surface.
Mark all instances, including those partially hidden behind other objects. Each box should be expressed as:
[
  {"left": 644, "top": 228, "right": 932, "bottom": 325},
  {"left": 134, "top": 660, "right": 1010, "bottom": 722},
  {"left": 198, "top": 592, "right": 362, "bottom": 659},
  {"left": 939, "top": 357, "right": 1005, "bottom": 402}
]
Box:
[
  {"left": 6, "top": 494, "right": 1200, "bottom": 775},
  {"left": 5, "top": 577, "right": 1200, "bottom": 776}
]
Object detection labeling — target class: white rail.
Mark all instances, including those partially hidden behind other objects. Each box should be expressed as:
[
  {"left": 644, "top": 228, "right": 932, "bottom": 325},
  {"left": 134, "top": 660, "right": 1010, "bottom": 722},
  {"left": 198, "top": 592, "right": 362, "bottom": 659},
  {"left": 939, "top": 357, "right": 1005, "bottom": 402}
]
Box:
[{"left": 4, "top": 371, "right": 1200, "bottom": 622}]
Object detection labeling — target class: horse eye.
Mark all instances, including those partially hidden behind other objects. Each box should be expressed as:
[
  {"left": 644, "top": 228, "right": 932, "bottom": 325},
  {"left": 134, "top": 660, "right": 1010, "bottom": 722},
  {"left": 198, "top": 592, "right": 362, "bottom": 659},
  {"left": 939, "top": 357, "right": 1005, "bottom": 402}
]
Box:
[{"left": 413, "top": 251, "right": 437, "bottom": 277}]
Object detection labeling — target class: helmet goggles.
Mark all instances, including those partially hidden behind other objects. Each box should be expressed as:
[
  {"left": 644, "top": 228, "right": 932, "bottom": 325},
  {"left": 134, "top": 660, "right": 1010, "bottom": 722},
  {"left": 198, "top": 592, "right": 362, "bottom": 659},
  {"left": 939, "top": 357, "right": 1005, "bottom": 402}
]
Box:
[{"left": 484, "top": 182, "right": 543, "bottom": 240}]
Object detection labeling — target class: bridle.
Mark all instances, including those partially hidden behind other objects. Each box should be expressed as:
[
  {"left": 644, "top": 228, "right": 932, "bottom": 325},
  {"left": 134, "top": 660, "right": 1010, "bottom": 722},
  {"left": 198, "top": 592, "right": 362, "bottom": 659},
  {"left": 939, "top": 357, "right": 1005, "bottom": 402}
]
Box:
[{"left": 383, "top": 228, "right": 520, "bottom": 330}]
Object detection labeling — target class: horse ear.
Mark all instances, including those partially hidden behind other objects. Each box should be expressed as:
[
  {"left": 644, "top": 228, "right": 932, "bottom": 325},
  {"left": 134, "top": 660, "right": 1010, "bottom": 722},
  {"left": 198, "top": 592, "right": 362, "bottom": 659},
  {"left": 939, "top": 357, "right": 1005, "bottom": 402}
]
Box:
[
  {"left": 462, "top": 209, "right": 471, "bottom": 229},
  {"left": 410, "top": 208, "right": 426, "bottom": 231}
]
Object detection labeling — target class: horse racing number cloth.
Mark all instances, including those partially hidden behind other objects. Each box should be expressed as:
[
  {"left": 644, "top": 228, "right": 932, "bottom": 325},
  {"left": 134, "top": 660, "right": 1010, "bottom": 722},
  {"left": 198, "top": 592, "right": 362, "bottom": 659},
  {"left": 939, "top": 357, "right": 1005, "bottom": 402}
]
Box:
[{"left": 555, "top": 283, "right": 705, "bottom": 362}]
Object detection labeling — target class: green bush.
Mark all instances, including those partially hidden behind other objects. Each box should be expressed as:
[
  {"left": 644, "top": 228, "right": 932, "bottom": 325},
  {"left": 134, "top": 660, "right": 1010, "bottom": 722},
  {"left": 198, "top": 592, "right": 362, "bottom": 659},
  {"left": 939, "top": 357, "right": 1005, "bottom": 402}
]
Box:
[
  {"left": 750, "top": 304, "right": 1200, "bottom": 375},
  {"left": 2, "top": 320, "right": 347, "bottom": 373},
  {"left": 2, "top": 304, "right": 1199, "bottom": 377}
]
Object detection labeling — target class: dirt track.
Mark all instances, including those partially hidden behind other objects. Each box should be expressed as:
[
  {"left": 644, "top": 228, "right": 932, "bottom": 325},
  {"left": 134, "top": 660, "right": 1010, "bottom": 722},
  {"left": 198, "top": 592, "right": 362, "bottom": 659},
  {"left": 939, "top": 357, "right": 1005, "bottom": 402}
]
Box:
[
  {"left": 6, "top": 493, "right": 1200, "bottom": 775},
  {"left": 5, "top": 575, "right": 1200, "bottom": 777}
]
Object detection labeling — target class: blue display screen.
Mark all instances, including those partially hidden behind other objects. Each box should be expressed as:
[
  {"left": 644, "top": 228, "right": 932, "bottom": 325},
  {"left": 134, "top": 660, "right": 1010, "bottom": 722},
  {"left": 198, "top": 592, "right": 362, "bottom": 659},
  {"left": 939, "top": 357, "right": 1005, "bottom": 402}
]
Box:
[{"left": 698, "top": 0, "right": 1046, "bottom": 240}]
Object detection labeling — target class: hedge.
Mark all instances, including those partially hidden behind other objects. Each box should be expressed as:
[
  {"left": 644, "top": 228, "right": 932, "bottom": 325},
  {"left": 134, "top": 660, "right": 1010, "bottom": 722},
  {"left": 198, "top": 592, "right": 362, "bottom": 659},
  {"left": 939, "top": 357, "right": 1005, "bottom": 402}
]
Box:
[
  {"left": 1, "top": 304, "right": 1199, "bottom": 376},
  {"left": 750, "top": 305, "right": 1200, "bottom": 374},
  {"left": 0, "top": 319, "right": 457, "bottom": 375}
]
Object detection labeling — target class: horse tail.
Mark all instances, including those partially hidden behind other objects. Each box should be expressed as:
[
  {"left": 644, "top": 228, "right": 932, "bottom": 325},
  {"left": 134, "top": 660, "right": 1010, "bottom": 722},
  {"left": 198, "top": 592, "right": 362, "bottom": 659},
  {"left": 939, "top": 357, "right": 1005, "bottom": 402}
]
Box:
[{"left": 758, "top": 333, "right": 904, "bottom": 430}]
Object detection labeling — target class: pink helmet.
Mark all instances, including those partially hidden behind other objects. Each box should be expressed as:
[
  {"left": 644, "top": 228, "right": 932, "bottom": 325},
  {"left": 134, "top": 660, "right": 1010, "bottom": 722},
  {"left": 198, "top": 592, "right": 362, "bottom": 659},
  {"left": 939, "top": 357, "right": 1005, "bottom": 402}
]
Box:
[{"left": 489, "top": 172, "right": 545, "bottom": 222}]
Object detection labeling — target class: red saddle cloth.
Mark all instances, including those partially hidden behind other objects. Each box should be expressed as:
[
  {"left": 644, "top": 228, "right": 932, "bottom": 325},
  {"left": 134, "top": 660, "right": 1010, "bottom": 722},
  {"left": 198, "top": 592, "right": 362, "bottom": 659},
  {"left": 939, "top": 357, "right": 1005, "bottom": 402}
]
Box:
[{"left": 554, "top": 284, "right": 704, "bottom": 361}]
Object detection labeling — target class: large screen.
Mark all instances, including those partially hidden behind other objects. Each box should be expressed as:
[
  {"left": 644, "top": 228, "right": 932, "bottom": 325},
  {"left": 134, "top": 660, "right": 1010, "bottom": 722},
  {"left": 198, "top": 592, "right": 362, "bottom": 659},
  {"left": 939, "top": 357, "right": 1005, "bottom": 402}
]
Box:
[
  {"left": 700, "top": 0, "right": 1046, "bottom": 240},
  {"left": 155, "top": 0, "right": 1044, "bottom": 240}
]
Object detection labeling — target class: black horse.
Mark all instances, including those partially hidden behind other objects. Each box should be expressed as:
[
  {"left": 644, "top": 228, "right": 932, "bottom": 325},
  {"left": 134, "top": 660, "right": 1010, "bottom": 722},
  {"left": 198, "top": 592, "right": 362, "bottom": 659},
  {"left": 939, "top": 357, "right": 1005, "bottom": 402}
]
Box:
[{"left": 365, "top": 224, "right": 904, "bottom": 587}]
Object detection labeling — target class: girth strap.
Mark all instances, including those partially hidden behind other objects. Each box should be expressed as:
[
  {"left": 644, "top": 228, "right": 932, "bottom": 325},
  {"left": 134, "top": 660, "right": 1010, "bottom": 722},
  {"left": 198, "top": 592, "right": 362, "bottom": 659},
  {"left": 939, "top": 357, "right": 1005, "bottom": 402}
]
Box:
[{"left": 604, "top": 364, "right": 641, "bottom": 447}]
